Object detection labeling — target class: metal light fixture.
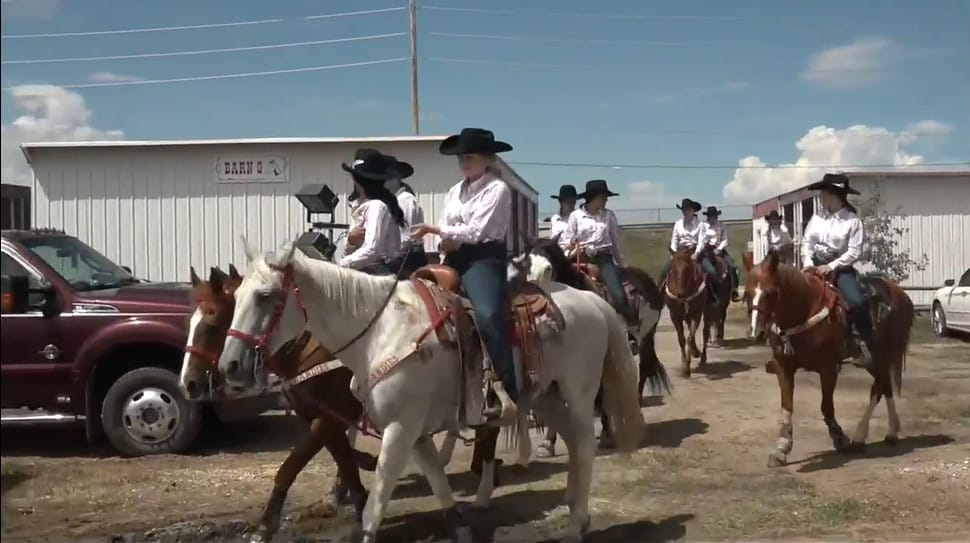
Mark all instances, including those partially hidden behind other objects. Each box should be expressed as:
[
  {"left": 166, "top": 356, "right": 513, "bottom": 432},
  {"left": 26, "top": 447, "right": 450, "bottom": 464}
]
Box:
[
  {"left": 295, "top": 231, "right": 335, "bottom": 260},
  {"left": 294, "top": 183, "right": 348, "bottom": 261},
  {"left": 294, "top": 184, "right": 339, "bottom": 215}
]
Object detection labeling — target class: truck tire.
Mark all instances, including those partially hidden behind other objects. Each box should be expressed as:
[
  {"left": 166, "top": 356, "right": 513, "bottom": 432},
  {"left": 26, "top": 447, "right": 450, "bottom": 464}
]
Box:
[{"left": 101, "top": 367, "right": 203, "bottom": 457}]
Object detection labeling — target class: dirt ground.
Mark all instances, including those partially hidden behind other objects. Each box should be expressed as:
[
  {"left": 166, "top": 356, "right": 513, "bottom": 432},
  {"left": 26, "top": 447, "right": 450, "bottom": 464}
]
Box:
[{"left": 2, "top": 308, "right": 968, "bottom": 542}]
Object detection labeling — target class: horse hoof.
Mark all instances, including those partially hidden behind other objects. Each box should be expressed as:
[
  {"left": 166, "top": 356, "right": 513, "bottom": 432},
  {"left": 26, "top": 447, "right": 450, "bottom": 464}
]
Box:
[
  {"left": 884, "top": 435, "right": 899, "bottom": 446},
  {"left": 847, "top": 441, "right": 866, "bottom": 454},
  {"left": 767, "top": 452, "right": 786, "bottom": 468},
  {"left": 352, "top": 527, "right": 377, "bottom": 543},
  {"left": 833, "top": 434, "right": 851, "bottom": 452},
  {"left": 250, "top": 532, "right": 269, "bottom": 543},
  {"left": 536, "top": 443, "right": 555, "bottom": 458}
]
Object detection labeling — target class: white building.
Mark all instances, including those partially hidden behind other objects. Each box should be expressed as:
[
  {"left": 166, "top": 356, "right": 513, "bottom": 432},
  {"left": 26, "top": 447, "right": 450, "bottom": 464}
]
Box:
[
  {"left": 20, "top": 136, "right": 539, "bottom": 282},
  {"left": 750, "top": 170, "right": 970, "bottom": 307}
]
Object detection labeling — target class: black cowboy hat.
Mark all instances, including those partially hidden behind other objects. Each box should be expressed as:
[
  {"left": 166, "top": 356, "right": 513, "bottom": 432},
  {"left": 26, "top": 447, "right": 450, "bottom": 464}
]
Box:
[
  {"left": 551, "top": 184, "right": 579, "bottom": 200},
  {"left": 806, "top": 173, "right": 860, "bottom": 195},
  {"left": 439, "top": 128, "right": 513, "bottom": 156},
  {"left": 676, "top": 198, "right": 702, "bottom": 212},
  {"left": 765, "top": 209, "right": 783, "bottom": 221},
  {"left": 703, "top": 206, "right": 722, "bottom": 217},
  {"left": 383, "top": 154, "right": 414, "bottom": 179},
  {"left": 578, "top": 179, "right": 618, "bottom": 199},
  {"left": 341, "top": 148, "right": 392, "bottom": 182}
]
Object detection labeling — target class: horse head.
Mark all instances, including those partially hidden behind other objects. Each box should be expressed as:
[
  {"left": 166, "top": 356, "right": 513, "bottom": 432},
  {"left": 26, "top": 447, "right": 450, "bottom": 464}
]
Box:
[
  {"left": 181, "top": 266, "right": 236, "bottom": 400},
  {"left": 666, "top": 248, "right": 705, "bottom": 299}
]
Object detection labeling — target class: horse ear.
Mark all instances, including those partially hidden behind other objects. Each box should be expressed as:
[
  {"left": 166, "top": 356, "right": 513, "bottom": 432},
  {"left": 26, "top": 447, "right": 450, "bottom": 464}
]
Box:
[
  {"left": 278, "top": 241, "right": 297, "bottom": 265},
  {"left": 209, "top": 267, "right": 227, "bottom": 292},
  {"left": 241, "top": 236, "right": 258, "bottom": 262},
  {"left": 228, "top": 263, "right": 241, "bottom": 281},
  {"left": 767, "top": 250, "right": 780, "bottom": 273},
  {"left": 190, "top": 266, "right": 202, "bottom": 286}
]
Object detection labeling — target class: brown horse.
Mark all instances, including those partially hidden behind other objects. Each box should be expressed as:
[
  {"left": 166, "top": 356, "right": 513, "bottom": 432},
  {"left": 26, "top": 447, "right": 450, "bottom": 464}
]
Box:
[
  {"left": 183, "top": 266, "right": 376, "bottom": 541},
  {"left": 698, "top": 247, "right": 734, "bottom": 348},
  {"left": 663, "top": 249, "right": 712, "bottom": 377},
  {"left": 511, "top": 238, "right": 671, "bottom": 457},
  {"left": 746, "top": 251, "right": 914, "bottom": 467}
]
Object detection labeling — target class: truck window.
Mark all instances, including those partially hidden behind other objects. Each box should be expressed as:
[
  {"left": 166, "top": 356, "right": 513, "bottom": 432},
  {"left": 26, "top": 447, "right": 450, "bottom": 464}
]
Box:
[
  {"left": 1, "top": 252, "right": 45, "bottom": 307},
  {"left": 20, "top": 236, "right": 135, "bottom": 291}
]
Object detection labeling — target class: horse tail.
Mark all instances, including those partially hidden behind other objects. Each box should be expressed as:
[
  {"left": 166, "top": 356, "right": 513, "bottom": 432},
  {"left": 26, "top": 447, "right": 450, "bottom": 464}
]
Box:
[
  {"left": 598, "top": 302, "right": 645, "bottom": 453},
  {"left": 638, "top": 323, "right": 672, "bottom": 396},
  {"left": 887, "top": 282, "right": 914, "bottom": 397}
]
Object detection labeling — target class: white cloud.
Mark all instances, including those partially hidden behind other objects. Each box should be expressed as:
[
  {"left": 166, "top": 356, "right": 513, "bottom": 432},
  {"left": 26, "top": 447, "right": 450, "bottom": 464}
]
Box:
[
  {"left": 88, "top": 72, "right": 145, "bottom": 83},
  {"left": 801, "top": 38, "right": 897, "bottom": 89},
  {"left": 1, "top": 85, "right": 124, "bottom": 185},
  {"left": 723, "top": 80, "right": 750, "bottom": 92},
  {"left": 0, "top": 0, "right": 62, "bottom": 20},
  {"left": 899, "top": 120, "right": 952, "bottom": 144},
  {"left": 721, "top": 122, "right": 953, "bottom": 204},
  {"left": 612, "top": 180, "right": 674, "bottom": 224}
]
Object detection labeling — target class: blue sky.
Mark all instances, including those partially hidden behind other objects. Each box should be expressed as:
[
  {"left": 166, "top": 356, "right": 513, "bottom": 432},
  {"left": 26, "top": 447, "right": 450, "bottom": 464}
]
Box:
[{"left": 2, "top": 0, "right": 968, "bottom": 220}]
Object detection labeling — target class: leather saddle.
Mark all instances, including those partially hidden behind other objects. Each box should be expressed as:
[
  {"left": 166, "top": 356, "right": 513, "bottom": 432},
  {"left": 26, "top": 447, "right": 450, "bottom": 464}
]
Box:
[
  {"left": 701, "top": 247, "right": 729, "bottom": 278},
  {"left": 573, "top": 262, "right": 640, "bottom": 318},
  {"left": 809, "top": 270, "right": 892, "bottom": 340}
]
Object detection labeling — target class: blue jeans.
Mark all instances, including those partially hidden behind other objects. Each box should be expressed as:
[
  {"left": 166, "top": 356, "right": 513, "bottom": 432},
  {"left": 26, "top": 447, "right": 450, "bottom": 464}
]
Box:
[
  {"left": 461, "top": 258, "right": 517, "bottom": 402},
  {"left": 834, "top": 269, "right": 872, "bottom": 340},
  {"left": 590, "top": 252, "right": 633, "bottom": 320},
  {"left": 700, "top": 251, "right": 740, "bottom": 290}
]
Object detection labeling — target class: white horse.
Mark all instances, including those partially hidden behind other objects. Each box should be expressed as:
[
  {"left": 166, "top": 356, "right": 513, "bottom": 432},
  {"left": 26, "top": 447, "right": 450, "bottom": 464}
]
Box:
[{"left": 217, "top": 240, "right": 644, "bottom": 543}]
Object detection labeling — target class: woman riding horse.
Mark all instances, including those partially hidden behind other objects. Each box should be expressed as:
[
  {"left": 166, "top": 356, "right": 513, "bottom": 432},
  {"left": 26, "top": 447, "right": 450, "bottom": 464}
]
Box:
[
  {"left": 549, "top": 184, "right": 578, "bottom": 244},
  {"left": 410, "top": 127, "right": 519, "bottom": 422},
  {"left": 696, "top": 206, "right": 741, "bottom": 302},
  {"left": 800, "top": 173, "right": 873, "bottom": 368},
  {"left": 560, "top": 179, "right": 636, "bottom": 324},
  {"left": 382, "top": 154, "right": 429, "bottom": 276},
  {"left": 659, "top": 198, "right": 704, "bottom": 288},
  {"left": 338, "top": 149, "right": 406, "bottom": 277},
  {"left": 763, "top": 209, "right": 793, "bottom": 263}
]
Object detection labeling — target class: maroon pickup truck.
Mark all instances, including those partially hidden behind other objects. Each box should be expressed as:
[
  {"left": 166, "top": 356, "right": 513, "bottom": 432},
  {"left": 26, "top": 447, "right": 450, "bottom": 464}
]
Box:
[{"left": 1, "top": 229, "right": 277, "bottom": 456}]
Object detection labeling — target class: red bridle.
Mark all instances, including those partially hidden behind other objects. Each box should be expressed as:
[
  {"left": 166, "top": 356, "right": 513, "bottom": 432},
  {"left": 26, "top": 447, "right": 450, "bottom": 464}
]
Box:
[
  {"left": 225, "top": 264, "right": 307, "bottom": 357},
  {"left": 184, "top": 299, "right": 223, "bottom": 368}
]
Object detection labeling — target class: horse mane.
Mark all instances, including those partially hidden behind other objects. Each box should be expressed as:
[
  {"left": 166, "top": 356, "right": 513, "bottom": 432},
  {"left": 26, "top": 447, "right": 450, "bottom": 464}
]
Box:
[
  {"left": 623, "top": 267, "right": 663, "bottom": 310},
  {"left": 531, "top": 238, "right": 588, "bottom": 290},
  {"left": 283, "top": 250, "right": 397, "bottom": 321}
]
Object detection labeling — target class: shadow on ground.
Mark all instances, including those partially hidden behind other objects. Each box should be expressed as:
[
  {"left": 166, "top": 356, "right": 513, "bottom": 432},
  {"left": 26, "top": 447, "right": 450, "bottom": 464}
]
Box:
[
  {"left": 794, "top": 433, "right": 956, "bottom": 473},
  {"left": 643, "top": 418, "right": 709, "bottom": 448},
  {"left": 695, "top": 359, "right": 754, "bottom": 380},
  {"left": 395, "top": 460, "right": 568, "bottom": 500}
]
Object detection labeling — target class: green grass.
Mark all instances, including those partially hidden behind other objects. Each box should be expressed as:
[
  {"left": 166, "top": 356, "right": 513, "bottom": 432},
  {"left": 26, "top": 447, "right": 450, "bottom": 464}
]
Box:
[{"left": 620, "top": 223, "right": 752, "bottom": 280}]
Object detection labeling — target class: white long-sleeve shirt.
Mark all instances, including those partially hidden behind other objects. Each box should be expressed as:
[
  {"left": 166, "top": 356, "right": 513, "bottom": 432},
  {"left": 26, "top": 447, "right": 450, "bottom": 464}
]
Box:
[
  {"left": 395, "top": 187, "right": 424, "bottom": 249},
  {"left": 339, "top": 200, "right": 403, "bottom": 269},
  {"left": 437, "top": 172, "right": 511, "bottom": 246},
  {"left": 670, "top": 216, "right": 703, "bottom": 253},
  {"left": 549, "top": 214, "right": 570, "bottom": 244},
  {"left": 560, "top": 206, "right": 624, "bottom": 266},
  {"left": 764, "top": 224, "right": 793, "bottom": 251},
  {"left": 800, "top": 207, "right": 864, "bottom": 269},
  {"left": 696, "top": 220, "right": 728, "bottom": 256}
]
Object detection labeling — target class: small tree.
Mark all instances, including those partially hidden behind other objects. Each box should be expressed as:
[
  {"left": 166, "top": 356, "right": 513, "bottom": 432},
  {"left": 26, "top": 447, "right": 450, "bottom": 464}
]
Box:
[{"left": 852, "top": 185, "right": 928, "bottom": 283}]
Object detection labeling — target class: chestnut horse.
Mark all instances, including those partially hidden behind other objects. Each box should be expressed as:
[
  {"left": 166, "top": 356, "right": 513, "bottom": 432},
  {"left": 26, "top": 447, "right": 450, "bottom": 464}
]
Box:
[
  {"left": 746, "top": 251, "right": 914, "bottom": 467},
  {"left": 182, "top": 266, "right": 376, "bottom": 541},
  {"left": 511, "top": 238, "right": 671, "bottom": 457},
  {"left": 663, "top": 249, "right": 713, "bottom": 377}
]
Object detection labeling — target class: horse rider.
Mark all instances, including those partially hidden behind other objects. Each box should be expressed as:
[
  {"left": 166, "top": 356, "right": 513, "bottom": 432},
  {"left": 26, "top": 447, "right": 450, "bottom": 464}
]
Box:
[
  {"left": 800, "top": 173, "right": 872, "bottom": 368},
  {"left": 696, "top": 206, "right": 741, "bottom": 302},
  {"left": 338, "top": 148, "right": 407, "bottom": 277},
  {"left": 560, "top": 179, "right": 636, "bottom": 325},
  {"left": 383, "top": 154, "right": 429, "bottom": 276},
  {"left": 548, "top": 184, "right": 578, "bottom": 244},
  {"left": 659, "top": 198, "right": 704, "bottom": 289},
  {"left": 410, "top": 128, "right": 519, "bottom": 421},
  {"left": 763, "top": 209, "right": 793, "bottom": 263}
]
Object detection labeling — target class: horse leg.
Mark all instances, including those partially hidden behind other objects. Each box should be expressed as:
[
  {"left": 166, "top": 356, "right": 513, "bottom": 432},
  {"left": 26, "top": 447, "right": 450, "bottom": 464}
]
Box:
[
  {"left": 819, "top": 366, "right": 850, "bottom": 452},
  {"left": 699, "top": 312, "right": 711, "bottom": 367},
  {"left": 595, "top": 386, "right": 614, "bottom": 449},
  {"left": 850, "top": 383, "right": 881, "bottom": 452},
  {"left": 671, "top": 317, "right": 691, "bottom": 377},
  {"left": 560, "top": 396, "right": 595, "bottom": 542},
  {"left": 359, "top": 421, "right": 421, "bottom": 543},
  {"left": 253, "top": 418, "right": 330, "bottom": 543},
  {"left": 438, "top": 428, "right": 459, "bottom": 468},
  {"left": 537, "top": 427, "right": 558, "bottom": 458},
  {"left": 514, "top": 410, "right": 533, "bottom": 467},
  {"left": 768, "top": 364, "right": 795, "bottom": 467},
  {"left": 470, "top": 426, "right": 501, "bottom": 508},
  {"left": 411, "top": 435, "right": 473, "bottom": 543},
  {"left": 687, "top": 315, "right": 702, "bottom": 359}
]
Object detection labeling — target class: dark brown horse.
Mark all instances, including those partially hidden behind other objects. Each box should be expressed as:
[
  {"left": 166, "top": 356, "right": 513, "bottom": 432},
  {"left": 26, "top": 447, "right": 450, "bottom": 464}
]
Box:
[
  {"left": 663, "top": 249, "right": 712, "bottom": 377},
  {"left": 746, "top": 251, "right": 914, "bottom": 467},
  {"left": 183, "top": 266, "right": 376, "bottom": 541},
  {"left": 512, "top": 238, "right": 671, "bottom": 457}
]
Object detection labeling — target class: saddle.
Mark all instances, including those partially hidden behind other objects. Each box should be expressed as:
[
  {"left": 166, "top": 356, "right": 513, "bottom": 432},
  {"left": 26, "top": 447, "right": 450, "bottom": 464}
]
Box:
[
  {"left": 410, "top": 265, "right": 565, "bottom": 426},
  {"left": 572, "top": 263, "right": 641, "bottom": 319},
  {"left": 806, "top": 270, "right": 893, "bottom": 343},
  {"left": 701, "top": 247, "right": 729, "bottom": 278}
]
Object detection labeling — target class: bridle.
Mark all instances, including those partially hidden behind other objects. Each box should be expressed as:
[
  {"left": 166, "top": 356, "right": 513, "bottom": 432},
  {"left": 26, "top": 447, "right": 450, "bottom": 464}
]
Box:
[
  {"left": 184, "top": 298, "right": 228, "bottom": 369},
  {"left": 665, "top": 257, "right": 707, "bottom": 311}
]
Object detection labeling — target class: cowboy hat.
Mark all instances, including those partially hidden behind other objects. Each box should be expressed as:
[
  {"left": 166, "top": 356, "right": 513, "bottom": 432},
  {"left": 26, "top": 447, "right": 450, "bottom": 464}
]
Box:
[
  {"left": 676, "top": 198, "right": 702, "bottom": 212},
  {"left": 578, "top": 179, "right": 618, "bottom": 199},
  {"left": 703, "top": 206, "right": 722, "bottom": 217},
  {"left": 551, "top": 184, "right": 579, "bottom": 200},
  {"left": 806, "top": 173, "right": 860, "bottom": 195},
  {"left": 341, "top": 148, "right": 392, "bottom": 182},
  {"left": 439, "top": 128, "right": 513, "bottom": 155},
  {"left": 765, "top": 209, "right": 783, "bottom": 221},
  {"left": 383, "top": 154, "right": 414, "bottom": 179}
]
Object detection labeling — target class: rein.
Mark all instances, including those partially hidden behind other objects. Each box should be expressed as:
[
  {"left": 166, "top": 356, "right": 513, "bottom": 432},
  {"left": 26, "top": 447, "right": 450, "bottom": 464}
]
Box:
[{"left": 753, "top": 271, "right": 835, "bottom": 356}]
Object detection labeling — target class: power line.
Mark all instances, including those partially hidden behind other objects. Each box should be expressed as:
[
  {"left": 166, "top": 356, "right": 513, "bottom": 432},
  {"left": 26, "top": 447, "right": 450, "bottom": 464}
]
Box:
[
  {"left": 421, "top": 5, "right": 745, "bottom": 20},
  {"left": 509, "top": 161, "right": 970, "bottom": 170},
  {"left": 1, "top": 58, "right": 408, "bottom": 90},
  {"left": 429, "top": 32, "right": 662, "bottom": 46},
  {"left": 2, "top": 33, "right": 406, "bottom": 64},
  {"left": 0, "top": 6, "right": 407, "bottom": 39}
]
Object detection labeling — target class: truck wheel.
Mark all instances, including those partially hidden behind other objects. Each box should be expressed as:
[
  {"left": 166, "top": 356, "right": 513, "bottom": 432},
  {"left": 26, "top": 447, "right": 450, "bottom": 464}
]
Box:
[{"left": 101, "top": 367, "right": 203, "bottom": 457}]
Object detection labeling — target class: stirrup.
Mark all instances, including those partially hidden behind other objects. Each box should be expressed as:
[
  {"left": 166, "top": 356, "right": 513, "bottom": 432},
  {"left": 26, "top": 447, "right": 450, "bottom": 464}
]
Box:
[
  {"left": 851, "top": 340, "right": 873, "bottom": 368},
  {"left": 483, "top": 381, "right": 518, "bottom": 423}
]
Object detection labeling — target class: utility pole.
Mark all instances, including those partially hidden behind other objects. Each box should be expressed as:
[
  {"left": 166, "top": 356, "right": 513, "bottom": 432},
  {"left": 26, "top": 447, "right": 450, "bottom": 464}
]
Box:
[{"left": 409, "top": 0, "right": 420, "bottom": 135}]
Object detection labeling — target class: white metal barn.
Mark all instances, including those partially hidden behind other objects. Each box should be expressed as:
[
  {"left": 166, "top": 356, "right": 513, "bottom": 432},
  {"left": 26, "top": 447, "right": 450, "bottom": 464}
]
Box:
[
  {"left": 20, "top": 136, "right": 540, "bottom": 282},
  {"left": 750, "top": 171, "right": 970, "bottom": 306}
]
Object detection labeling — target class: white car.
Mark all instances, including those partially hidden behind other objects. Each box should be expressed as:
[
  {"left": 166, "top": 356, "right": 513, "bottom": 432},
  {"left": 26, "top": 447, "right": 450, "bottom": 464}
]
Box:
[{"left": 931, "top": 268, "right": 970, "bottom": 336}]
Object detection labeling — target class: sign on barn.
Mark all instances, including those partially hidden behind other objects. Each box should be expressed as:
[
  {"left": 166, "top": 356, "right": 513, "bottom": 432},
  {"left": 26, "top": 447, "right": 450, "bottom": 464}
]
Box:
[{"left": 216, "top": 155, "right": 288, "bottom": 183}]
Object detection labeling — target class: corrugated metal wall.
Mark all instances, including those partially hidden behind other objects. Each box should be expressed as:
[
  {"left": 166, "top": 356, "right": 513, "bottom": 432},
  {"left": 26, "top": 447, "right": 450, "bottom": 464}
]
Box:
[
  {"left": 29, "top": 141, "right": 538, "bottom": 282},
  {"left": 749, "top": 175, "right": 970, "bottom": 306}
]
